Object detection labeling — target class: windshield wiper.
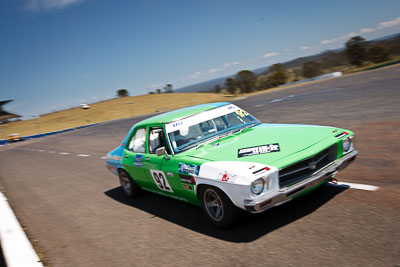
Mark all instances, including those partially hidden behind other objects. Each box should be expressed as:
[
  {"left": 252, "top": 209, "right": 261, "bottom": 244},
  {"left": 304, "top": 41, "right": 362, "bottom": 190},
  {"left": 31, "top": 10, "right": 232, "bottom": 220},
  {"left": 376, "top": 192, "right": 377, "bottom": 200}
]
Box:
[
  {"left": 234, "top": 122, "right": 260, "bottom": 135},
  {"left": 193, "top": 123, "right": 260, "bottom": 151}
]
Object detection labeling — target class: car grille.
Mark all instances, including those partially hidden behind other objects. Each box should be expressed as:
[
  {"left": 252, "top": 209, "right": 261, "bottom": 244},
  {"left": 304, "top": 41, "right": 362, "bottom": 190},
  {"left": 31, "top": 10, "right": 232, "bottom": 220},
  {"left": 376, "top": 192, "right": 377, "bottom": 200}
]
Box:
[{"left": 278, "top": 144, "right": 338, "bottom": 188}]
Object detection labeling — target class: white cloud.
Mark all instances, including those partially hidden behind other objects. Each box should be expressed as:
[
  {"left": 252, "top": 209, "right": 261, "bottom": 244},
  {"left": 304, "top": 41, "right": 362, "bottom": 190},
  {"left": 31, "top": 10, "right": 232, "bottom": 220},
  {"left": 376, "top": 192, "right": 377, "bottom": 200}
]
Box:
[
  {"left": 189, "top": 71, "right": 202, "bottom": 79},
  {"left": 223, "top": 62, "right": 231, "bottom": 68},
  {"left": 262, "top": 52, "right": 279, "bottom": 58},
  {"left": 207, "top": 68, "right": 218, "bottom": 74},
  {"left": 232, "top": 61, "right": 241, "bottom": 65},
  {"left": 360, "top": 28, "right": 375, "bottom": 33},
  {"left": 321, "top": 38, "right": 338, "bottom": 45},
  {"left": 339, "top": 32, "right": 358, "bottom": 40},
  {"left": 377, "top": 17, "right": 400, "bottom": 29},
  {"left": 151, "top": 83, "right": 163, "bottom": 89},
  {"left": 300, "top": 45, "right": 316, "bottom": 50},
  {"left": 26, "top": 0, "right": 85, "bottom": 11}
]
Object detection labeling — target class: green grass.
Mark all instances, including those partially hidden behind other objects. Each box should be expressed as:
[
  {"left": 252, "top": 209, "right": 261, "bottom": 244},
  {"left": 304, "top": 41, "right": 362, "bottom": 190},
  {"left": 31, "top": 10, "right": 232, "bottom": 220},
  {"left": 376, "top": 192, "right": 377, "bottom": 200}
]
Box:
[{"left": 0, "top": 93, "right": 234, "bottom": 138}]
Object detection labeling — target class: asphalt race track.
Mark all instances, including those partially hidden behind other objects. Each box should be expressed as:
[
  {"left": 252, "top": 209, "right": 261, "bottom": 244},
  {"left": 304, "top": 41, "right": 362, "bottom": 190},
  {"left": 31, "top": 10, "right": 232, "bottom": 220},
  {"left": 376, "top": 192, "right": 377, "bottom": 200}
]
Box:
[{"left": 1, "top": 65, "right": 400, "bottom": 266}]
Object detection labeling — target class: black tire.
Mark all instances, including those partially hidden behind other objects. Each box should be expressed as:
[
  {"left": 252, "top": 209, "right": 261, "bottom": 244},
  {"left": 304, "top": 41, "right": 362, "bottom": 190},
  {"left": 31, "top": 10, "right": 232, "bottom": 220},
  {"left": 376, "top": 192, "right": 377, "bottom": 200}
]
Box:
[
  {"left": 199, "top": 185, "right": 237, "bottom": 228},
  {"left": 118, "top": 170, "right": 141, "bottom": 198}
]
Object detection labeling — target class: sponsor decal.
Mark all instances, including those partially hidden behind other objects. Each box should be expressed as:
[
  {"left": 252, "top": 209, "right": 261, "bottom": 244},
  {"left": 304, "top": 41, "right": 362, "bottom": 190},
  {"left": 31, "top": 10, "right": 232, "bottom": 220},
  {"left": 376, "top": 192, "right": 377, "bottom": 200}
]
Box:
[
  {"left": 182, "top": 184, "right": 193, "bottom": 191},
  {"left": 179, "top": 174, "right": 196, "bottom": 185},
  {"left": 252, "top": 166, "right": 270, "bottom": 175},
  {"left": 212, "top": 142, "right": 220, "bottom": 147},
  {"left": 167, "top": 172, "right": 174, "bottom": 177},
  {"left": 335, "top": 132, "right": 348, "bottom": 139},
  {"left": 134, "top": 154, "right": 143, "bottom": 167},
  {"left": 172, "top": 121, "right": 183, "bottom": 128},
  {"left": 238, "top": 143, "right": 280, "bottom": 158},
  {"left": 178, "top": 163, "right": 200, "bottom": 176},
  {"left": 107, "top": 155, "right": 121, "bottom": 161},
  {"left": 218, "top": 171, "right": 237, "bottom": 182}
]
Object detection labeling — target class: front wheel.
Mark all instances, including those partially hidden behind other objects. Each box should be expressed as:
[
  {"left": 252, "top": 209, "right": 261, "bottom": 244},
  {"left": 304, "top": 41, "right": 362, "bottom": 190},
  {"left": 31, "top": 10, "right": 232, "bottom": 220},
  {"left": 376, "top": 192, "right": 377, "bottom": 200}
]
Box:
[
  {"left": 119, "top": 170, "right": 140, "bottom": 198},
  {"left": 199, "top": 186, "right": 237, "bottom": 228}
]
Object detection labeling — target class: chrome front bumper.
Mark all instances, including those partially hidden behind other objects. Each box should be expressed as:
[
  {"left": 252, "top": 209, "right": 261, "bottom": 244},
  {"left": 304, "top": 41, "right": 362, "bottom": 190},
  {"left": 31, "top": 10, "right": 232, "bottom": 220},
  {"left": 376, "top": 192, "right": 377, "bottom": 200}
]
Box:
[{"left": 243, "top": 150, "right": 358, "bottom": 213}]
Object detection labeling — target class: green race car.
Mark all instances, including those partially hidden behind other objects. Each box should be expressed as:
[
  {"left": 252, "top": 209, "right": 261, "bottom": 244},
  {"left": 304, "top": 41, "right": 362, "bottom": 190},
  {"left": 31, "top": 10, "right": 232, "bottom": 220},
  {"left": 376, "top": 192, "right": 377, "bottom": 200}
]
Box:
[{"left": 106, "top": 102, "right": 357, "bottom": 228}]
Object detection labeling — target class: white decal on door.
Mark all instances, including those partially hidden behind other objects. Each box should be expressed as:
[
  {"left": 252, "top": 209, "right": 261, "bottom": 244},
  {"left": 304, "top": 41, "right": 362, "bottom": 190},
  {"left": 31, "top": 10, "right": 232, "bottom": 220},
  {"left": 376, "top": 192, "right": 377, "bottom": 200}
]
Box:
[{"left": 150, "top": 170, "right": 173, "bottom": 193}]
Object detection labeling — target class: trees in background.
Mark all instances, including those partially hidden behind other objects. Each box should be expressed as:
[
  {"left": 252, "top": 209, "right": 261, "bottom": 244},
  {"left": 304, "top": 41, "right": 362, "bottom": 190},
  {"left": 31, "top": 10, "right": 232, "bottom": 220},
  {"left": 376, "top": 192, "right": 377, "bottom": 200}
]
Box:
[
  {"left": 163, "top": 84, "right": 173, "bottom": 93},
  {"left": 214, "top": 85, "right": 221, "bottom": 94},
  {"left": 225, "top": 78, "right": 237, "bottom": 95},
  {"left": 265, "top": 64, "right": 289, "bottom": 87},
  {"left": 301, "top": 61, "right": 321, "bottom": 78},
  {"left": 234, "top": 70, "right": 257, "bottom": 93},
  {"left": 320, "top": 50, "right": 347, "bottom": 70},
  {"left": 268, "top": 63, "right": 286, "bottom": 74},
  {"left": 367, "top": 45, "right": 390, "bottom": 63},
  {"left": 345, "top": 36, "right": 367, "bottom": 66},
  {"left": 117, "top": 89, "right": 129, "bottom": 98}
]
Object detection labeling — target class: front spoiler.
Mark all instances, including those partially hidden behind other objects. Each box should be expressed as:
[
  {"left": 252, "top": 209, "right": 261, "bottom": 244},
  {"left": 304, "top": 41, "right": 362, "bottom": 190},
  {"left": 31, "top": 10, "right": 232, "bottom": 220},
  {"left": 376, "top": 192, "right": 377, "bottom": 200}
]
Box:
[{"left": 243, "top": 150, "right": 358, "bottom": 213}]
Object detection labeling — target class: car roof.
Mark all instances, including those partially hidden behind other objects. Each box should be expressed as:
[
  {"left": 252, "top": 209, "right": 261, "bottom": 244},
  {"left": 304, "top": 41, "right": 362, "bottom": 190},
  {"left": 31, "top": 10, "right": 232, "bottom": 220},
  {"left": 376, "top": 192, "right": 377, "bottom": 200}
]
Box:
[{"left": 135, "top": 102, "right": 231, "bottom": 127}]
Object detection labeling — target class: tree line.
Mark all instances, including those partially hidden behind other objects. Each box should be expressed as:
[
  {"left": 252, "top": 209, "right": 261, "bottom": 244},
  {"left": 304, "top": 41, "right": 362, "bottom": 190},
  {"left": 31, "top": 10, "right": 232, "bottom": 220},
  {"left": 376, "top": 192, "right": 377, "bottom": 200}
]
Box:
[
  {"left": 117, "top": 34, "right": 399, "bottom": 97},
  {"left": 117, "top": 84, "right": 173, "bottom": 98},
  {"left": 214, "top": 35, "right": 398, "bottom": 95}
]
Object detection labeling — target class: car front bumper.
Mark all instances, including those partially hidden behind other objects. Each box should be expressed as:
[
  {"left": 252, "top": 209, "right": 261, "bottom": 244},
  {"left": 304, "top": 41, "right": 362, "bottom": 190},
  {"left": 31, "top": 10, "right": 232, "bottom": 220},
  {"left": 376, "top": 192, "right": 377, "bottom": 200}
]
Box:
[{"left": 243, "top": 150, "right": 358, "bottom": 213}]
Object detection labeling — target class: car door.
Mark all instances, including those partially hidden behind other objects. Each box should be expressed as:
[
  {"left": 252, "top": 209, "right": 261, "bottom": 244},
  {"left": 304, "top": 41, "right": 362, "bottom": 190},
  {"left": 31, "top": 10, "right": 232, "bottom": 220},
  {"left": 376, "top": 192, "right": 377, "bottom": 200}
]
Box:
[
  {"left": 142, "top": 126, "right": 185, "bottom": 197},
  {"left": 122, "top": 127, "right": 153, "bottom": 188}
]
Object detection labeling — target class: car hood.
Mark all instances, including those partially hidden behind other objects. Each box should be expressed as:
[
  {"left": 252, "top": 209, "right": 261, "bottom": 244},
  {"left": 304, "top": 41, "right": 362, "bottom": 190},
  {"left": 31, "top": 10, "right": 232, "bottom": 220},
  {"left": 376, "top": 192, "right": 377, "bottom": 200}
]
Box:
[{"left": 184, "top": 123, "right": 338, "bottom": 167}]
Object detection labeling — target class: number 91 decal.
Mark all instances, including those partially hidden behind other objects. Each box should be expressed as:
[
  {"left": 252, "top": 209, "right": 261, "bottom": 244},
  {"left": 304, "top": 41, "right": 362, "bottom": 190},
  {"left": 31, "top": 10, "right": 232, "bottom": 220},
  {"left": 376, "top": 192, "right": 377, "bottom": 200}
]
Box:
[{"left": 150, "top": 170, "right": 173, "bottom": 193}]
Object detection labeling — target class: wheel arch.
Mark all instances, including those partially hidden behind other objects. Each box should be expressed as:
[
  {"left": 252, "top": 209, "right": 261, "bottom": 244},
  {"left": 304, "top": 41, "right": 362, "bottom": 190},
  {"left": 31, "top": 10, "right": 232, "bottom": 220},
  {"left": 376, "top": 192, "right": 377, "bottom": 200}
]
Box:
[{"left": 195, "top": 180, "right": 244, "bottom": 210}]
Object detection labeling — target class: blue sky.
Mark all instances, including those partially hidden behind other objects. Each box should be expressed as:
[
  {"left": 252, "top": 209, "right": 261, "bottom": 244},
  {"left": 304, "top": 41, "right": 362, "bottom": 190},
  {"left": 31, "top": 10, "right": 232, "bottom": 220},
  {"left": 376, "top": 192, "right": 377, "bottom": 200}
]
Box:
[{"left": 1, "top": 0, "right": 400, "bottom": 118}]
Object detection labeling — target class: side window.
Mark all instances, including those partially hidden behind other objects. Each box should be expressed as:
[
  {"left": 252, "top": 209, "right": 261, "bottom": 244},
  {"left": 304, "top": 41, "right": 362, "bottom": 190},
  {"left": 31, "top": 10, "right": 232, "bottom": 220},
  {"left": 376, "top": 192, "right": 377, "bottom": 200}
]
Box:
[
  {"left": 128, "top": 128, "right": 146, "bottom": 153},
  {"left": 149, "top": 127, "right": 170, "bottom": 154}
]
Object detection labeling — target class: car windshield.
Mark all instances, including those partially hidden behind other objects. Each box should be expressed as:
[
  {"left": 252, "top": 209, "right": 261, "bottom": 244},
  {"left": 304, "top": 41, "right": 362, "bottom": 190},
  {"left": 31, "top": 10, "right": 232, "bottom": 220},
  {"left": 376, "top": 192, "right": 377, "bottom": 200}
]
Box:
[{"left": 165, "top": 104, "right": 260, "bottom": 153}]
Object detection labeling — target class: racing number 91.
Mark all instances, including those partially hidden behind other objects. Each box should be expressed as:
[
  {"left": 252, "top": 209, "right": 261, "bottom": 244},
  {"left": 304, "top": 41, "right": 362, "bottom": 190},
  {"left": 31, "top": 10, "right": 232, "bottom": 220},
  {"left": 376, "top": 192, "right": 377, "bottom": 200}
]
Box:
[{"left": 150, "top": 170, "right": 173, "bottom": 193}]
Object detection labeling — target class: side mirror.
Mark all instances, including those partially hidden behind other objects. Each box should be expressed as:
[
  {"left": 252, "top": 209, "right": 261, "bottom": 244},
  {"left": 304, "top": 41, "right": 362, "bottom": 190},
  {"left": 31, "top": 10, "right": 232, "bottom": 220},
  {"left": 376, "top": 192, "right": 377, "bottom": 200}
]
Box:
[
  {"left": 156, "top": 147, "right": 171, "bottom": 160},
  {"left": 156, "top": 147, "right": 165, "bottom": 156}
]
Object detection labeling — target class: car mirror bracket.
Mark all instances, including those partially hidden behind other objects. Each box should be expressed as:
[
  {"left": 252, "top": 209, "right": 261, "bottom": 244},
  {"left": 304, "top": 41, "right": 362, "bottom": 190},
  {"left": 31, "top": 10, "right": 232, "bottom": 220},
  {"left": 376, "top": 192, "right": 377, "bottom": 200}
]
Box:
[{"left": 156, "top": 147, "right": 170, "bottom": 160}]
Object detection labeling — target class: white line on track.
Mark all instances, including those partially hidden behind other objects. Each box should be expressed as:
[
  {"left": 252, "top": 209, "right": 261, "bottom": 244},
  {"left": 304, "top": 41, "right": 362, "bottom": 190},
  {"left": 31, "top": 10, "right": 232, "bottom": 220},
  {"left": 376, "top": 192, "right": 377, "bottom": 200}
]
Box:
[
  {"left": 270, "top": 98, "right": 283, "bottom": 103},
  {"left": 48, "top": 151, "right": 56, "bottom": 153},
  {"left": 77, "top": 154, "right": 90, "bottom": 157},
  {"left": 101, "top": 156, "right": 107, "bottom": 159},
  {"left": 59, "top": 152, "right": 70, "bottom": 155},
  {"left": 0, "top": 192, "right": 44, "bottom": 267},
  {"left": 255, "top": 104, "right": 263, "bottom": 107},
  {"left": 327, "top": 182, "right": 379, "bottom": 191}
]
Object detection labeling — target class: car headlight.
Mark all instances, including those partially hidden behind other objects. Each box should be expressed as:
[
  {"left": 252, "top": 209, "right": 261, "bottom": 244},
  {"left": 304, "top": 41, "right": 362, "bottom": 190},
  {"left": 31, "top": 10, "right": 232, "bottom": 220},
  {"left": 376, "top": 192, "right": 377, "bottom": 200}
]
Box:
[
  {"left": 343, "top": 136, "right": 354, "bottom": 153},
  {"left": 251, "top": 178, "right": 265, "bottom": 195}
]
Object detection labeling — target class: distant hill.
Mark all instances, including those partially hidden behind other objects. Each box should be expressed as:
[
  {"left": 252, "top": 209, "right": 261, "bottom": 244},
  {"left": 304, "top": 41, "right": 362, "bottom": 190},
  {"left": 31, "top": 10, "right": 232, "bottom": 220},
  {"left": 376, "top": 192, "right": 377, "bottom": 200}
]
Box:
[{"left": 175, "top": 32, "right": 400, "bottom": 93}]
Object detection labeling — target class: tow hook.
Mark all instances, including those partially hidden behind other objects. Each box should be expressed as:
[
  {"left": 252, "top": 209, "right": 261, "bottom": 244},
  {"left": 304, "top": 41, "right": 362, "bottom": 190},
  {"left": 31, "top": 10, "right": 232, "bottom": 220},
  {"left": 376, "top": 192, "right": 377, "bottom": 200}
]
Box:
[{"left": 329, "top": 177, "right": 338, "bottom": 184}]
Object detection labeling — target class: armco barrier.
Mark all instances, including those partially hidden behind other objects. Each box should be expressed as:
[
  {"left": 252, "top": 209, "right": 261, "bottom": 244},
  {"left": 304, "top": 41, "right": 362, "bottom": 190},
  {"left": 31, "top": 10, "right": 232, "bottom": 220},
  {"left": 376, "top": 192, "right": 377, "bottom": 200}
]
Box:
[{"left": 366, "top": 59, "right": 400, "bottom": 71}]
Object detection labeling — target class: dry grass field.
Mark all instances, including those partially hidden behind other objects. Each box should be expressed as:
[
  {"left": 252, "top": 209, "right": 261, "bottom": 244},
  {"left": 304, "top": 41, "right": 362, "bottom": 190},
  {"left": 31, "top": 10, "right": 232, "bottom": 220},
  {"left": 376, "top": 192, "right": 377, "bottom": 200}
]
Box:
[{"left": 0, "top": 93, "right": 234, "bottom": 138}]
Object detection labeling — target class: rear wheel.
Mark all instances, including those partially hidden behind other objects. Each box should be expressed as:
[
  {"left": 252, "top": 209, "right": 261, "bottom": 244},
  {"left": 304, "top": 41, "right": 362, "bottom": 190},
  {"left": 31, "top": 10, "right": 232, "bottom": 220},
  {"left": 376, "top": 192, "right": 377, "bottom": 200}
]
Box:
[
  {"left": 119, "top": 170, "right": 140, "bottom": 198},
  {"left": 200, "top": 185, "right": 237, "bottom": 228}
]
